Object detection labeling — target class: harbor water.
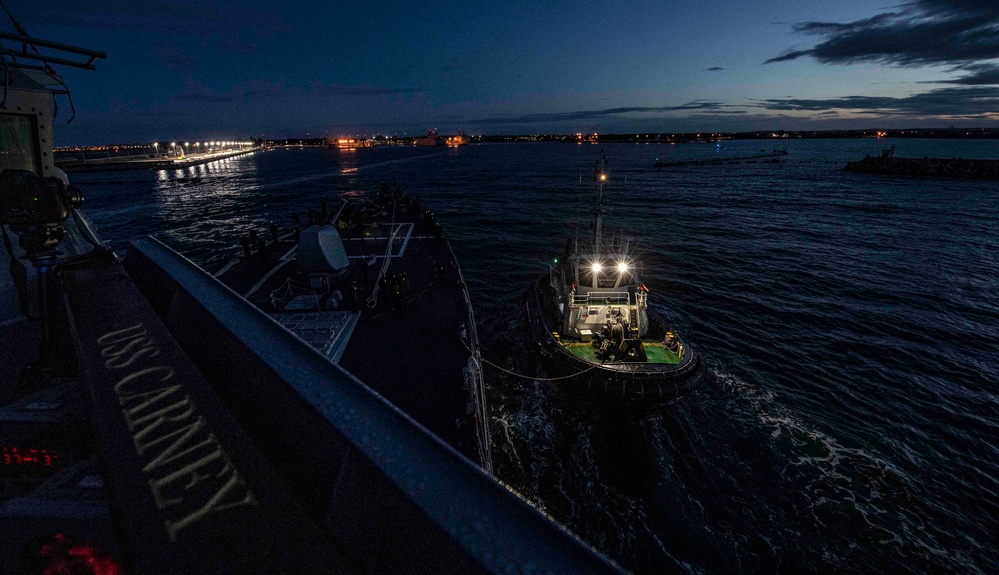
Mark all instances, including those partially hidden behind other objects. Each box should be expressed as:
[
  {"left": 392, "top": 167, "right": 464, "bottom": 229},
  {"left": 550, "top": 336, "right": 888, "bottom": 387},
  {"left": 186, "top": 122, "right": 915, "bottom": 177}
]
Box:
[{"left": 68, "top": 139, "right": 999, "bottom": 574}]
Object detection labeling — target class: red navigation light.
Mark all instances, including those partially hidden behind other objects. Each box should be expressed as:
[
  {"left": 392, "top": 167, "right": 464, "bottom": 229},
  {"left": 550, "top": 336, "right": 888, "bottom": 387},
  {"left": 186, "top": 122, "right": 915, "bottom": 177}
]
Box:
[{"left": 24, "top": 533, "right": 122, "bottom": 575}]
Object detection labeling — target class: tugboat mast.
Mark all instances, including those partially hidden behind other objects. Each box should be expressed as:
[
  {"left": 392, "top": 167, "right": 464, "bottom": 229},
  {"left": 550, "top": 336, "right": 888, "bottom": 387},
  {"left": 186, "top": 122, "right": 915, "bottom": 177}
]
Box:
[{"left": 593, "top": 151, "right": 607, "bottom": 256}]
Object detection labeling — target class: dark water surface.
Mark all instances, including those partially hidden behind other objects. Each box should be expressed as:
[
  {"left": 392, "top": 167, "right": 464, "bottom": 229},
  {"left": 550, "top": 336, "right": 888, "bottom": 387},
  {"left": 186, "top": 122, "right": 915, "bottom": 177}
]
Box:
[{"left": 71, "top": 139, "right": 999, "bottom": 574}]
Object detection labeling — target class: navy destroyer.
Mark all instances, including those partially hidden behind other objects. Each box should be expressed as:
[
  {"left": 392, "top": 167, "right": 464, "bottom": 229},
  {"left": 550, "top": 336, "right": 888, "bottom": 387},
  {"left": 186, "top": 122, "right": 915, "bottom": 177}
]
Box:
[{"left": 0, "top": 22, "right": 627, "bottom": 574}]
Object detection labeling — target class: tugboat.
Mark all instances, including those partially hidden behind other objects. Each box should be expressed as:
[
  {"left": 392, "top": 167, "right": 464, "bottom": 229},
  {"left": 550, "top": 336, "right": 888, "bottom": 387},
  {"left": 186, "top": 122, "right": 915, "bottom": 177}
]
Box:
[{"left": 525, "top": 152, "right": 706, "bottom": 407}]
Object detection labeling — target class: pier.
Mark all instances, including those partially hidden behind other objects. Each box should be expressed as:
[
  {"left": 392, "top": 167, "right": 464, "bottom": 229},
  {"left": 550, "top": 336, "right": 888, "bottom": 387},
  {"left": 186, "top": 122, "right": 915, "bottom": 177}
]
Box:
[{"left": 56, "top": 148, "right": 261, "bottom": 173}]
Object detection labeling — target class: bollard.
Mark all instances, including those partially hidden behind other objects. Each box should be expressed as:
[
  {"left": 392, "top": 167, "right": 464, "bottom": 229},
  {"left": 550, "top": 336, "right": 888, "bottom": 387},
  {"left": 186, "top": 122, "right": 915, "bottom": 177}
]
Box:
[
  {"left": 269, "top": 222, "right": 278, "bottom": 243},
  {"left": 240, "top": 236, "right": 251, "bottom": 258},
  {"left": 257, "top": 238, "right": 267, "bottom": 261}
]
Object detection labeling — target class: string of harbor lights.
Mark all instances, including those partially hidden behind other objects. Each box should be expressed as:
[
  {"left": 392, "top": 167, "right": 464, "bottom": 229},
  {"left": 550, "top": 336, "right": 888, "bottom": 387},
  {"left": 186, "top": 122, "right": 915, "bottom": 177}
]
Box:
[{"left": 155, "top": 140, "right": 257, "bottom": 157}]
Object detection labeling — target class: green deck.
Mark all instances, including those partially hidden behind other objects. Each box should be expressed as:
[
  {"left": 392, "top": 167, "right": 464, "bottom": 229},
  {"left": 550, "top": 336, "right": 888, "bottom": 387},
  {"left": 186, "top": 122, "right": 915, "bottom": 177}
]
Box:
[{"left": 562, "top": 340, "right": 682, "bottom": 364}]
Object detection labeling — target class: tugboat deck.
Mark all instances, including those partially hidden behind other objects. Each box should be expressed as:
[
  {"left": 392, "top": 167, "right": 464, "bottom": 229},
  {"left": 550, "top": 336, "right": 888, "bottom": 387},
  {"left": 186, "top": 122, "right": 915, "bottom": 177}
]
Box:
[{"left": 562, "top": 341, "right": 682, "bottom": 364}]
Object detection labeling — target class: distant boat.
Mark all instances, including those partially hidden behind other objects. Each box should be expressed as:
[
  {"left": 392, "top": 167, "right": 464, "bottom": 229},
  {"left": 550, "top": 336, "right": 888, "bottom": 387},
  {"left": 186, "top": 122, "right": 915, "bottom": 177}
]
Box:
[
  {"left": 326, "top": 136, "right": 372, "bottom": 149},
  {"left": 414, "top": 128, "right": 445, "bottom": 146},
  {"left": 445, "top": 131, "right": 469, "bottom": 147}
]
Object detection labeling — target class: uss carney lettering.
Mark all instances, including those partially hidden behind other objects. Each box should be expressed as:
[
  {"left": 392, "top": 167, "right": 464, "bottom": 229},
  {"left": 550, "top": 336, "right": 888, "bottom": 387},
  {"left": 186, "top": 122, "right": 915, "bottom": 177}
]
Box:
[{"left": 97, "top": 323, "right": 257, "bottom": 541}]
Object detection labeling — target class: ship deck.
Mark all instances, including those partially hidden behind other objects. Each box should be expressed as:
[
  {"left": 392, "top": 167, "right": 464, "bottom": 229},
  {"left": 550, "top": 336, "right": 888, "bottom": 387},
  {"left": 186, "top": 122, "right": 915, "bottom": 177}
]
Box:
[{"left": 214, "top": 197, "right": 482, "bottom": 463}]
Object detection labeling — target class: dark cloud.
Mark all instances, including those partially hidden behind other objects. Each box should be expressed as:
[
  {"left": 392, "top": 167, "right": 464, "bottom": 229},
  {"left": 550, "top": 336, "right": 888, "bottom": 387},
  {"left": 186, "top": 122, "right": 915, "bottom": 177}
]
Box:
[
  {"left": 765, "top": 49, "right": 813, "bottom": 64},
  {"left": 699, "top": 109, "right": 746, "bottom": 115},
  {"left": 475, "top": 101, "right": 735, "bottom": 125},
  {"left": 934, "top": 63, "right": 999, "bottom": 84},
  {"left": 755, "top": 86, "right": 999, "bottom": 117},
  {"left": 765, "top": 0, "right": 999, "bottom": 77},
  {"left": 791, "top": 12, "right": 899, "bottom": 35},
  {"left": 705, "top": 66, "right": 724, "bottom": 71},
  {"left": 915, "top": 1, "right": 999, "bottom": 18}
]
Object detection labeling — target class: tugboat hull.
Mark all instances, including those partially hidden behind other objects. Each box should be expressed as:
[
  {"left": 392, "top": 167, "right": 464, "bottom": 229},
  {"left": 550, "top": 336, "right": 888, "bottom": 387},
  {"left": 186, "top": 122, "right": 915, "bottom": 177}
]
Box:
[{"left": 525, "top": 275, "right": 705, "bottom": 407}]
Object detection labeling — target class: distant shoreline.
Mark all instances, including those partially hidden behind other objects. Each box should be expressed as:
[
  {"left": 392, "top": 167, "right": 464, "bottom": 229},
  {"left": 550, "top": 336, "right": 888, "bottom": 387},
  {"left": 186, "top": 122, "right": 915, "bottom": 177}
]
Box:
[
  {"left": 55, "top": 128, "right": 999, "bottom": 153},
  {"left": 262, "top": 130, "right": 999, "bottom": 147},
  {"left": 467, "top": 128, "right": 999, "bottom": 144}
]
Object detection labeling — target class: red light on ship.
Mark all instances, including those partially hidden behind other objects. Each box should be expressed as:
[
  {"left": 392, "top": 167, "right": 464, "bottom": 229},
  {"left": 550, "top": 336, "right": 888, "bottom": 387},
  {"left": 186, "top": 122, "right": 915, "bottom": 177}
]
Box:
[{"left": 24, "top": 533, "right": 122, "bottom": 575}]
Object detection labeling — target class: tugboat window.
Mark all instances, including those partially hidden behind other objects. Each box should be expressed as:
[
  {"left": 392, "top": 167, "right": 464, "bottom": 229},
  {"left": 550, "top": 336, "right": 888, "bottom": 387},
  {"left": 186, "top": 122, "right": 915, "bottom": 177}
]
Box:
[{"left": 0, "top": 114, "right": 40, "bottom": 174}]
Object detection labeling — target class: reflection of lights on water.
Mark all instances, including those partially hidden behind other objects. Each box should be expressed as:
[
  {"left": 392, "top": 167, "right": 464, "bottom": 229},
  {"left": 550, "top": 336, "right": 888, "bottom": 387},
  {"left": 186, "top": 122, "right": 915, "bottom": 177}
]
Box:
[{"left": 341, "top": 167, "right": 359, "bottom": 175}]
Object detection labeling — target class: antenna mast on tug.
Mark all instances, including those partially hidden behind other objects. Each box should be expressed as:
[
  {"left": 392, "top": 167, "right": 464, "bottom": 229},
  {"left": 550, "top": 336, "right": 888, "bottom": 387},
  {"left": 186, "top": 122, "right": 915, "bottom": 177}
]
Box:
[{"left": 593, "top": 150, "right": 607, "bottom": 255}]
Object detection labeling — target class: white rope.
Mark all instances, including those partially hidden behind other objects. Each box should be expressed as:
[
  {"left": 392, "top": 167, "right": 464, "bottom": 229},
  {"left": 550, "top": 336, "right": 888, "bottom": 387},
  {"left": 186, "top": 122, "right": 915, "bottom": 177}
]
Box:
[
  {"left": 366, "top": 200, "right": 398, "bottom": 309},
  {"left": 479, "top": 355, "right": 599, "bottom": 381},
  {"left": 457, "top": 335, "right": 599, "bottom": 381}
]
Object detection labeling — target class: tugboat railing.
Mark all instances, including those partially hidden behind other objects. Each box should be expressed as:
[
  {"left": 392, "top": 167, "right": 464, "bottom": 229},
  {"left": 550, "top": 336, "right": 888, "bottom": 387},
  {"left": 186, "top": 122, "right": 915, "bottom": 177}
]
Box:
[{"left": 571, "top": 290, "right": 631, "bottom": 306}]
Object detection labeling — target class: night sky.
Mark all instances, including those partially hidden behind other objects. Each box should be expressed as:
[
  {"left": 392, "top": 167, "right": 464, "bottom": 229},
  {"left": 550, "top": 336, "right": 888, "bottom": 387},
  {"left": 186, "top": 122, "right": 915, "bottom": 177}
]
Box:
[{"left": 6, "top": 0, "right": 999, "bottom": 145}]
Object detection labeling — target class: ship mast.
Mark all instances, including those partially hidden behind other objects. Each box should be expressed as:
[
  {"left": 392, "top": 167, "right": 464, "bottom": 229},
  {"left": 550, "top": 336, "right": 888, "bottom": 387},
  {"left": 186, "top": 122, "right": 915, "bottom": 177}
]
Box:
[
  {"left": 593, "top": 151, "right": 607, "bottom": 253},
  {"left": 588, "top": 151, "right": 608, "bottom": 288}
]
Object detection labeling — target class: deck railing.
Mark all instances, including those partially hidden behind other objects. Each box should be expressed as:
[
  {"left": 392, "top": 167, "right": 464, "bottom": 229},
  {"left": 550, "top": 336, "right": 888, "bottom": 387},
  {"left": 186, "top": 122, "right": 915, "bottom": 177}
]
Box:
[
  {"left": 447, "top": 240, "right": 494, "bottom": 476},
  {"left": 119, "top": 238, "right": 619, "bottom": 574},
  {"left": 571, "top": 290, "right": 631, "bottom": 306}
]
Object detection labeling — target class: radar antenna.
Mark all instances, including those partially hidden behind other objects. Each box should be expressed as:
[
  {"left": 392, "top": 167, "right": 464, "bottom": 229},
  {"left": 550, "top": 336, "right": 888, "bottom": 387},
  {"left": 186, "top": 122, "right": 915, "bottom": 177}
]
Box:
[{"left": 0, "top": 0, "right": 106, "bottom": 120}]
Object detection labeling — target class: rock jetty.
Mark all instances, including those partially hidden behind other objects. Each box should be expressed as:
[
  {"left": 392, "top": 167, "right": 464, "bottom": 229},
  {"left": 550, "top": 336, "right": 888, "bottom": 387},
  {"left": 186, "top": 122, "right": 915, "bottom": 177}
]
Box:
[{"left": 844, "top": 155, "right": 999, "bottom": 179}]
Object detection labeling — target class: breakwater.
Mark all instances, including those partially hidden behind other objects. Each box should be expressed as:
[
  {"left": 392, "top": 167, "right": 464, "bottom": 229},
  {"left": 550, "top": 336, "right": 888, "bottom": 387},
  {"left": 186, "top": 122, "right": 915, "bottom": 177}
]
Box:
[{"left": 844, "top": 154, "right": 999, "bottom": 179}]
